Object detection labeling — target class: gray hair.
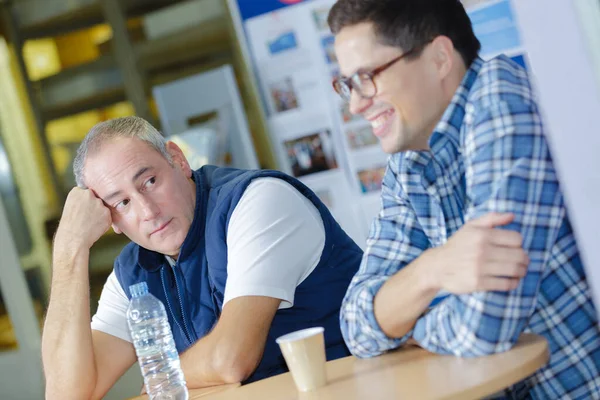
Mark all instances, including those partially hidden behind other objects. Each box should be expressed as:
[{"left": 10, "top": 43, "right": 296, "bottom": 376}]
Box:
[{"left": 73, "top": 116, "right": 171, "bottom": 188}]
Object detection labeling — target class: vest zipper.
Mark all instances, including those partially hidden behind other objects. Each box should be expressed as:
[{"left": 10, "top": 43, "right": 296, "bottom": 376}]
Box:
[
  {"left": 160, "top": 268, "right": 193, "bottom": 346},
  {"left": 171, "top": 263, "right": 194, "bottom": 344}
]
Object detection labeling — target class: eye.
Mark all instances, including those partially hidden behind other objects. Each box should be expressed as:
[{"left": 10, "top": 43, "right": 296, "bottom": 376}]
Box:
[
  {"left": 144, "top": 177, "right": 156, "bottom": 189},
  {"left": 353, "top": 72, "right": 372, "bottom": 85},
  {"left": 115, "top": 199, "right": 130, "bottom": 211},
  {"left": 353, "top": 72, "right": 375, "bottom": 97}
]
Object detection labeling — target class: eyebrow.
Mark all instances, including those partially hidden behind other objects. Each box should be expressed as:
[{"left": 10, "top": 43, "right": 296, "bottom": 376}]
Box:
[
  {"left": 102, "top": 167, "right": 153, "bottom": 203},
  {"left": 340, "top": 69, "right": 358, "bottom": 79},
  {"left": 340, "top": 64, "right": 375, "bottom": 80}
]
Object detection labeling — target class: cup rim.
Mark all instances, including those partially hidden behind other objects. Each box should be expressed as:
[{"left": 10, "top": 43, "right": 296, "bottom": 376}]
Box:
[{"left": 276, "top": 327, "right": 325, "bottom": 344}]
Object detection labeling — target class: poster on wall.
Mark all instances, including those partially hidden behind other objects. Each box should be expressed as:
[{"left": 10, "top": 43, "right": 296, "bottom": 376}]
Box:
[
  {"left": 231, "top": 0, "right": 380, "bottom": 243},
  {"left": 229, "top": 0, "right": 529, "bottom": 243},
  {"left": 466, "top": 0, "right": 528, "bottom": 68}
]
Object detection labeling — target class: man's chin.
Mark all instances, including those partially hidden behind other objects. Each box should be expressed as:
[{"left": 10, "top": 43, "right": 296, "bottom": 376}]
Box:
[
  {"left": 138, "top": 239, "right": 182, "bottom": 257},
  {"left": 155, "top": 243, "right": 183, "bottom": 257},
  {"left": 380, "top": 139, "right": 403, "bottom": 154}
]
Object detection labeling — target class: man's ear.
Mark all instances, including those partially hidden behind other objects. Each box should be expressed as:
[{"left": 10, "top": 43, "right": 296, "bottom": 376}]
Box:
[
  {"left": 430, "top": 36, "right": 454, "bottom": 80},
  {"left": 112, "top": 224, "right": 122, "bottom": 234},
  {"left": 166, "top": 141, "right": 193, "bottom": 178}
]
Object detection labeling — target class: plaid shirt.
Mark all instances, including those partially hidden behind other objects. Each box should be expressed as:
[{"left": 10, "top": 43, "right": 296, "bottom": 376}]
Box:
[{"left": 340, "top": 56, "right": 600, "bottom": 399}]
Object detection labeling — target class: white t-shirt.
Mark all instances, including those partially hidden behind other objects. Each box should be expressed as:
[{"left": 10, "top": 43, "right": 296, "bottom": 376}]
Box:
[{"left": 91, "top": 178, "right": 326, "bottom": 342}]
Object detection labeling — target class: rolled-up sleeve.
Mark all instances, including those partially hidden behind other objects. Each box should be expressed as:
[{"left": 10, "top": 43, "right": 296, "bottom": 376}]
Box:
[
  {"left": 340, "top": 157, "right": 431, "bottom": 358},
  {"left": 412, "top": 99, "right": 564, "bottom": 356}
]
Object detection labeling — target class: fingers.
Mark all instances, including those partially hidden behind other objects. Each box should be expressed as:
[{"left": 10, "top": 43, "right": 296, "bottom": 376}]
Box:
[
  {"left": 487, "top": 228, "right": 523, "bottom": 248},
  {"left": 59, "top": 187, "right": 113, "bottom": 246},
  {"left": 480, "top": 277, "right": 520, "bottom": 292},
  {"left": 469, "top": 212, "right": 514, "bottom": 228},
  {"left": 481, "top": 261, "right": 528, "bottom": 279},
  {"left": 486, "top": 246, "right": 529, "bottom": 266},
  {"left": 66, "top": 187, "right": 98, "bottom": 206}
]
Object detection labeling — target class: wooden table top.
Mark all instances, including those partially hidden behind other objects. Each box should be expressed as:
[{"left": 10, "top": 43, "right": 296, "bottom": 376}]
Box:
[
  {"left": 198, "top": 333, "right": 549, "bottom": 400},
  {"left": 128, "top": 382, "right": 240, "bottom": 400}
]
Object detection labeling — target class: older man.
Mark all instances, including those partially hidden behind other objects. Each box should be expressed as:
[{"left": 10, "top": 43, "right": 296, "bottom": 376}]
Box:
[
  {"left": 329, "top": 0, "right": 600, "bottom": 398},
  {"left": 42, "top": 116, "right": 362, "bottom": 399}
]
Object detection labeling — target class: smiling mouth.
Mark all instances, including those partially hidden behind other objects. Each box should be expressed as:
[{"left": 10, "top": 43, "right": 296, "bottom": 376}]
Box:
[
  {"left": 368, "top": 109, "right": 395, "bottom": 137},
  {"left": 150, "top": 219, "right": 172, "bottom": 236}
]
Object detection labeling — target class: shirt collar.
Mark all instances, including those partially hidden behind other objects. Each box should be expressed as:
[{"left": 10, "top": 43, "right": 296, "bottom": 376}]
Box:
[
  {"left": 428, "top": 57, "right": 483, "bottom": 155},
  {"left": 398, "top": 58, "right": 483, "bottom": 177}
]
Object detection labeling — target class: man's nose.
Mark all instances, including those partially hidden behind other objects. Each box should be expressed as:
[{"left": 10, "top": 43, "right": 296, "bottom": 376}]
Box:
[
  {"left": 348, "top": 89, "right": 372, "bottom": 116},
  {"left": 138, "top": 195, "right": 160, "bottom": 220}
]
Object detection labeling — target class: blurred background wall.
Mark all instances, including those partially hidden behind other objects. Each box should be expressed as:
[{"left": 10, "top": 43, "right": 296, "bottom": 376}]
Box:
[
  {"left": 0, "top": 0, "right": 598, "bottom": 399},
  {"left": 0, "top": 1, "right": 276, "bottom": 398}
]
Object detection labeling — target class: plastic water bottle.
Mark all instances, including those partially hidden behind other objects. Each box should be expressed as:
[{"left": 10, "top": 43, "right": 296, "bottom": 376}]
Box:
[{"left": 127, "top": 282, "right": 189, "bottom": 400}]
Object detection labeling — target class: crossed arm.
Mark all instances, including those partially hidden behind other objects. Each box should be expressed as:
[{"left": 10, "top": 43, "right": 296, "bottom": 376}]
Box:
[{"left": 341, "top": 99, "right": 562, "bottom": 357}]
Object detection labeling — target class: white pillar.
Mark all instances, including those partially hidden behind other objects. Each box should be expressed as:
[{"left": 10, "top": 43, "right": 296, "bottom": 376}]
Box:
[
  {"left": 512, "top": 0, "right": 600, "bottom": 311},
  {"left": 0, "top": 192, "right": 43, "bottom": 398}
]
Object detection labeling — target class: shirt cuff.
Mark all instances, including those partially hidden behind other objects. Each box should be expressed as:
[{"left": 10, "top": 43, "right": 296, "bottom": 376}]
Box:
[{"left": 344, "top": 275, "right": 411, "bottom": 357}]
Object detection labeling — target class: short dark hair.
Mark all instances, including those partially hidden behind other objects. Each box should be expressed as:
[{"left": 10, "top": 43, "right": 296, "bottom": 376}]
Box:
[{"left": 328, "top": 0, "right": 481, "bottom": 67}]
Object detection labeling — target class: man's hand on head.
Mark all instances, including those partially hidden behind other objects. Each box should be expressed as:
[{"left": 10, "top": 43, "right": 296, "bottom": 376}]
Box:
[{"left": 54, "top": 187, "right": 113, "bottom": 253}]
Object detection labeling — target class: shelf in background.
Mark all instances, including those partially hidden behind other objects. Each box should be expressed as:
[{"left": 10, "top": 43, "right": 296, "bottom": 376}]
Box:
[
  {"left": 36, "top": 55, "right": 125, "bottom": 120},
  {"left": 136, "top": 18, "right": 230, "bottom": 73},
  {"left": 43, "top": 87, "right": 126, "bottom": 121},
  {"left": 36, "top": 17, "right": 233, "bottom": 121},
  {"left": 17, "top": 0, "right": 186, "bottom": 39},
  {"left": 148, "top": 53, "right": 233, "bottom": 88}
]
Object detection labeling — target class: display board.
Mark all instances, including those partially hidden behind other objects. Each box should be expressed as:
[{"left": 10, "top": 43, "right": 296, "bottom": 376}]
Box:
[{"left": 228, "top": 0, "right": 528, "bottom": 244}]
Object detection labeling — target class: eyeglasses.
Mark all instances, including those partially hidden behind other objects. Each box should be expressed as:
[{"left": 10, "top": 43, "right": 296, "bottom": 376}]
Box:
[{"left": 332, "top": 47, "right": 420, "bottom": 102}]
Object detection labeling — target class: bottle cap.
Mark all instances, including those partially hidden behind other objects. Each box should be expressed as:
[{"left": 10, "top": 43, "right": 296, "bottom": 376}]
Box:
[{"left": 129, "top": 282, "right": 149, "bottom": 298}]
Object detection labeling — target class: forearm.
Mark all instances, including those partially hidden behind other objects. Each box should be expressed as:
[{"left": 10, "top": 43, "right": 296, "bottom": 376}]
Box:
[
  {"left": 411, "top": 291, "right": 530, "bottom": 356},
  {"left": 42, "top": 246, "right": 97, "bottom": 399},
  {"left": 180, "top": 327, "right": 262, "bottom": 388},
  {"left": 340, "top": 249, "right": 440, "bottom": 358},
  {"left": 374, "top": 249, "right": 440, "bottom": 338},
  {"left": 180, "top": 297, "right": 277, "bottom": 388},
  {"left": 179, "top": 334, "right": 234, "bottom": 388}
]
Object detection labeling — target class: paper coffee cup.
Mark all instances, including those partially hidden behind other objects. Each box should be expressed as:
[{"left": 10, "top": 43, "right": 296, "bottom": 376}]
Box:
[{"left": 276, "top": 327, "right": 327, "bottom": 392}]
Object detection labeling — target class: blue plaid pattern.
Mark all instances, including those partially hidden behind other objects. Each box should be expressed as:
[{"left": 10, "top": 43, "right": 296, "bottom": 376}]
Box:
[{"left": 340, "top": 56, "right": 600, "bottom": 399}]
